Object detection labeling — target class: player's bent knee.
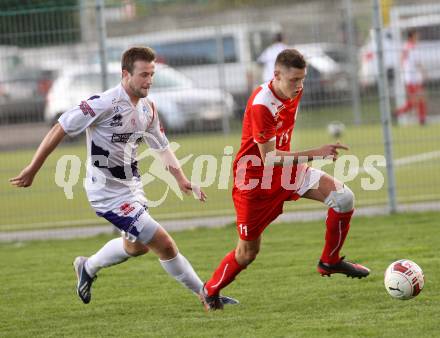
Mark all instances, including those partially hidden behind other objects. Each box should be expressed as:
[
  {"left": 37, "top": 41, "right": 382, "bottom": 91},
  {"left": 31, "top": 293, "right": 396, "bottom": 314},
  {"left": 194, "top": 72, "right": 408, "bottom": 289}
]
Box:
[
  {"left": 158, "top": 236, "right": 178, "bottom": 258},
  {"left": 324, "top": 185, "right": 355, "bottom": 213},
  {"left": 123, "top": 240, "right": 149, "bottom": 256},
  {"left": 128, "top": 246, "right": 148, "bottom": 257},
  {"left": 236, "top": 248, "right": 259, "bottom": 266},
  {"left": 136, "top": 212, "right": 161, "bottom": 245},
  {"left": 240, "top": 253, "right": 258, "bottom": 266},
  {"left": 137, "top": 245, "right": 150, "bottom": 255}
]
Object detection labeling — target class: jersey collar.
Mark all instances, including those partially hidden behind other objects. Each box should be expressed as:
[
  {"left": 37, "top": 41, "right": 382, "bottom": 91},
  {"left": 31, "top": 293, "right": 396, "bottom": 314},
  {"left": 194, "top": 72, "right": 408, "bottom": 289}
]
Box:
[
  {"left": 118, "top": 82, "right": 143, "bottom": 109},
  {"left": 118, "top": 83, "right": 131, "bottom": 103}
]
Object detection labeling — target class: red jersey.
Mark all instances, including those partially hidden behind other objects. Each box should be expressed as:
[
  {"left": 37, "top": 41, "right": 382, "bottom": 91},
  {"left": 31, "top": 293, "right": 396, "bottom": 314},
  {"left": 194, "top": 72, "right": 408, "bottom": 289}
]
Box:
[{"left": 233, "top": 81, "right": 303, "bottom": 186}]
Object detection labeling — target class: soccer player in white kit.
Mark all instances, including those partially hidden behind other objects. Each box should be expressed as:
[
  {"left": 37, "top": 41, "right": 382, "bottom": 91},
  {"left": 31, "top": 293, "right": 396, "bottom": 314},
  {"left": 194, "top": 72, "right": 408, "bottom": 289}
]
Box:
[{"left": 10, "top": 47, "right": 238, "bottom": 307}]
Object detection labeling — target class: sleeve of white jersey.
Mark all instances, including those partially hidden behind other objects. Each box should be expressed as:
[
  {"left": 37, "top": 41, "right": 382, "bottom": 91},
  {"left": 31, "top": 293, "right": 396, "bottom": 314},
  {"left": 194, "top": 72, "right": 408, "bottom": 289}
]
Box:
[
  {"left": 58, "top": 94, "right": 109, "bottom": 137},
  {"left": 144, "top": 100, "right": 170, "bottom": 151}
]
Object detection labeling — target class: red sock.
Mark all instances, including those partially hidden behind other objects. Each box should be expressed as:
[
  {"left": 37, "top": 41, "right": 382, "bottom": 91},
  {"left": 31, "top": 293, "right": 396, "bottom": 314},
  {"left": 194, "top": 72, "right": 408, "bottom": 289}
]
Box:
[
  {"left": 320, "top": 208, "right": 354, "bottom": 264},
  {"left": 396, "top": 100, "right": 413, "bottom": 115},
  {"left": 205, "top": 250, "right": 244, "bottom": 296},
  {"left": 418, "top": 99, "right": 427, "bottom": 124}
]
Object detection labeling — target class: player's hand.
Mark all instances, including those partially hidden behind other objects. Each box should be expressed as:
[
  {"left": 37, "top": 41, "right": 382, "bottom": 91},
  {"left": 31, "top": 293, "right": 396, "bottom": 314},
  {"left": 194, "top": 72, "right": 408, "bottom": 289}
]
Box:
[
  {"left": 9, "top": 165, "right": 37, "bottom": 188},
  {"left": 178, "top": 179, "right": 207, "bottom": 202},
  {"left": 190, "top": 183, "right": 207, "bottom": 202},
  {"left": 316, "top": 143, "right": 349, "bottom": 161}
]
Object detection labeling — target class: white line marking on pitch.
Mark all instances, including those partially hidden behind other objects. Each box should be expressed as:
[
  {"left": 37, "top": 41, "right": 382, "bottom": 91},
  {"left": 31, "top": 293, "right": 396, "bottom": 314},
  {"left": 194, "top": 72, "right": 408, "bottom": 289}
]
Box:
[{"left": 351, "top": 150, "right": 440, "bottom": 174}]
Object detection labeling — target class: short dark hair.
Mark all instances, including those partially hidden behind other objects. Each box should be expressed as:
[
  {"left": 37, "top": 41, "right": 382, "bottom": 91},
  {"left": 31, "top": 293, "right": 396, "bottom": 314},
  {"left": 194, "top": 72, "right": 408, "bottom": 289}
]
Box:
[
  {"left": 121, "top": 47, "right": 156, "bottom": 74},
  {"left": 407, "top": 29, "right": 418, "bottom": 40},
  {"left": 275, "top": 49, "right": 306, "bottom": 69}
]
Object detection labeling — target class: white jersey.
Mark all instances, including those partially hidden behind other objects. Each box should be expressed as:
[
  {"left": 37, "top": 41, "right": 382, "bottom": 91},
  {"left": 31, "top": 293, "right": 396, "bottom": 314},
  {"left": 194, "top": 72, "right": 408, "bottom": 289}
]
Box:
[
  {"left": 402, "top": 42, "right": 423, "bottom": 85},
  {"left": 58, "top": 83, "right": 169, "bottom": 212}
]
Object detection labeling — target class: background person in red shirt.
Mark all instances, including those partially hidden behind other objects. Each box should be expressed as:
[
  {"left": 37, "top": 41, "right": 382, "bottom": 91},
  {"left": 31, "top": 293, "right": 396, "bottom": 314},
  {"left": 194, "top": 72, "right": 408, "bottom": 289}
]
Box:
[{"left": 199, "top": 49, "right": 370, "bottom": 310}]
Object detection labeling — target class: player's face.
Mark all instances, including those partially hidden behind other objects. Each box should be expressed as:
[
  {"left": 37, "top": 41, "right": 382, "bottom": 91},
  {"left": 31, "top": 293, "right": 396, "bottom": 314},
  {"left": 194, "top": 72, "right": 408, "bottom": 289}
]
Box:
[
  {"left": 274, "top": 66, "right": 306, "bottom": 99},
  {"left": 124, "top": 60, "right": 155, "bottom": 98}
]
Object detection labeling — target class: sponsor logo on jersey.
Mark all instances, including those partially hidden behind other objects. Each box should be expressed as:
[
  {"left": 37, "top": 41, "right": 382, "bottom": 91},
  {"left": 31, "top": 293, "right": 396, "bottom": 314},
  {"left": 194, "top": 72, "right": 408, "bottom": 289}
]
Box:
[
  {"left": 120, "top": 203, "right": 135, "bottom": 215},
  {"left": 276, "top": 104, "right": 285, "bottom": 114},
  {"left": 113, "top": 105, "right": 121, "bottom": 114},
  {"left": 111, "top": 133, "right": 143, "bottom": 143},
  {"left": 111, "top": 133, "right": 132, "bottom": 143},
  {"left": 131, "top": 209, "right": 144, "bottom": 224},
  {"left": 79, "top": 100, "right": 96, "bottom": 117},
  {"left": 110, "top": 113, "right": 123, "bottom": 127}
]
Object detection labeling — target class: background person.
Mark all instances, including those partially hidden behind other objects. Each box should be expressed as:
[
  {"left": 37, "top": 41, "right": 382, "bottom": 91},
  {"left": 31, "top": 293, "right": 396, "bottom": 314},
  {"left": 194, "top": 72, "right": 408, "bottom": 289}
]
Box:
[
  {"left": 395, "top": 29, "right": 427, "bottom": 125},
  {"left": 257, "top": 32, "right": 288, "bottom": 83}
]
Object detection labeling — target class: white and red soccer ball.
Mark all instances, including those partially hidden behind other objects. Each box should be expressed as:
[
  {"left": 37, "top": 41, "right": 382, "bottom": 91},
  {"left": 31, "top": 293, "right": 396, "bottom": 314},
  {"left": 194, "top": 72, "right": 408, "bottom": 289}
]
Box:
[
  {"left": 327, "top": 121, "right": 345, "bottom": 138},
  {"left": 384, "top": 259, "right": 424, "bottom": 300}
]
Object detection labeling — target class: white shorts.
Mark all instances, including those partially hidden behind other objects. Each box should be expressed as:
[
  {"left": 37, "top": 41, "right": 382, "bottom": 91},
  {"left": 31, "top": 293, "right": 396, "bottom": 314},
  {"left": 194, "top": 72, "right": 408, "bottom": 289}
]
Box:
[
  {"left": 86, "top": 175, "right": 148, "bottom": 214},
  {"left": 296, "top": 164, "right": 325, "bottom": 196},
  {"left": 96, "top": 201, "right": 160, "bottom": 244}
]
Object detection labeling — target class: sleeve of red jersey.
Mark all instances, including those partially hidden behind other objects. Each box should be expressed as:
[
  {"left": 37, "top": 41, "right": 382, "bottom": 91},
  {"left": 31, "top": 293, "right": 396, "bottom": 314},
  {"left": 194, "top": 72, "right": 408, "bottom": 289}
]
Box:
[{"left": 251, "top": 104, "right": 276, "bottom": 144}]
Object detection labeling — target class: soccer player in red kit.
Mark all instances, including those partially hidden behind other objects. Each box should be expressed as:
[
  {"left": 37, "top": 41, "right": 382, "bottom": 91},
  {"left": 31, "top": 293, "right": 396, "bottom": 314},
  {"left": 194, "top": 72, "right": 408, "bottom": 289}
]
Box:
[{"left": 199, "top": 49, "right": 370, "bottom": 310}]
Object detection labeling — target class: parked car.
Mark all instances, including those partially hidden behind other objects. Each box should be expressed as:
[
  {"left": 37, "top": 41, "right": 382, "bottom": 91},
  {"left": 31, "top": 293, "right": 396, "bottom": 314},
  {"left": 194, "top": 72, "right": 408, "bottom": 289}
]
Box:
[
  {"left": 44, "top": 62, "right": 235, "bottom": 132},
  {"left": 359, "top": 14, "right": 440, "bottom": 87},
  {"left": 293, "top": 43, "right": 351, "bottom": 105},
  {"left": 0, "top": 66, "right": 56, "bottom": 124},
  {"left": 104, "top": 22, "right": 282, "bottom": 111}
]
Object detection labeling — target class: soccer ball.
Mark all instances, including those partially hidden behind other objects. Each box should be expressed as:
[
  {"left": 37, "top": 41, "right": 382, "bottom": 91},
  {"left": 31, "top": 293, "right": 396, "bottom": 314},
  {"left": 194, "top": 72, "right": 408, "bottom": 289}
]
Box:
[
  {"left": 384, "top": 259, "right": 424, "bottom": 300},
  {"left": 327, "top": 121, "right": 345, "bottom": 138}
]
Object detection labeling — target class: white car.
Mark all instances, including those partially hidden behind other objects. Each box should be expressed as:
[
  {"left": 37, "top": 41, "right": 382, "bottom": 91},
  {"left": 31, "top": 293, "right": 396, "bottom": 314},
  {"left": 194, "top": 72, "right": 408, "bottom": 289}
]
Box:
[
  {"left": 105, "top": 22, "right": 282, "bottom": 111},
  {"left": 44, "top": 62, "right": 234, "bottom": 132}
]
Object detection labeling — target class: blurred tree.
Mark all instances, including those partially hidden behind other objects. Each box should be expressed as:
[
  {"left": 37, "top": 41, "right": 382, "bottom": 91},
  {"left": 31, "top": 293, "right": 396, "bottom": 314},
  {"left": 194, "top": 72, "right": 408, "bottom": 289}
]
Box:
[{"left": 0, "top": 0, "right": 81, "bottom": 47}]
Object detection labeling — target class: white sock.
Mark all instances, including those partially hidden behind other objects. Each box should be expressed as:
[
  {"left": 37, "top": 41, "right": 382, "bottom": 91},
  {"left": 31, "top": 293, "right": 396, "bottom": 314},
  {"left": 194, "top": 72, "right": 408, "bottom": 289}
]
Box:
[
  {"left": 159, "top": 253, "right": 203, "bottom": 294},
  {"left": 85, "top": 237, "right": 131, "bottom": 277}
]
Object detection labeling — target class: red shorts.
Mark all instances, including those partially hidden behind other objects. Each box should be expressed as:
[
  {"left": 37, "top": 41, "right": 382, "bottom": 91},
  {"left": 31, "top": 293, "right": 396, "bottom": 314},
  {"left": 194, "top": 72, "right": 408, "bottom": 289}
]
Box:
[
  {"left": 232, "top": 165, "right": 324, "bottom": 240},
  {"left": 406, "top": 83, "right": 423, "bottom": 95}
]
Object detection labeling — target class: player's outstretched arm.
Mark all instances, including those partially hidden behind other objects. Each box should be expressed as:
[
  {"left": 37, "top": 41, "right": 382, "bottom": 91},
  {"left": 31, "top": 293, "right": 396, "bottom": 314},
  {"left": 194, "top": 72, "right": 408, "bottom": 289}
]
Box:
[
  {"left": 158, "top": 147, "right": 207, "bottom": 202},
  {"left": 257, "top": 140, "right": 349, "bottom": 166},
  {"left": 291, "top": 143, "right": 349, "bottom": 162},
  {"left": 9, "top": 123, "right": 66, "bottom": 188}
]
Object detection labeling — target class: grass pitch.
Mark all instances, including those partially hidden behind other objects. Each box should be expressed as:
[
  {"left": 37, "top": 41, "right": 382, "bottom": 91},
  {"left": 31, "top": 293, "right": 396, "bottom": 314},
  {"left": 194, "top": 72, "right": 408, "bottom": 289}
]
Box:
[{"left": 1, "top": 211, "right": 439, "bottom": 337}]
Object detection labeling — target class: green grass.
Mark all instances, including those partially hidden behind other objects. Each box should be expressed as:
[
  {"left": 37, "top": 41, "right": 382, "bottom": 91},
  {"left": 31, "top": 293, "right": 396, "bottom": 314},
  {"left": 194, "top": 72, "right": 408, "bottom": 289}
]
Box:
[
  {"left": 1, "top": 100, "right": 439, "bottom": 230},
  {"left": 1, "top": 211, "right": 439, "bottom": 337}
]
